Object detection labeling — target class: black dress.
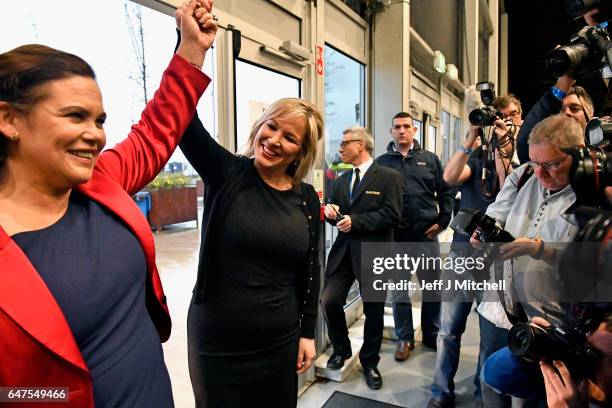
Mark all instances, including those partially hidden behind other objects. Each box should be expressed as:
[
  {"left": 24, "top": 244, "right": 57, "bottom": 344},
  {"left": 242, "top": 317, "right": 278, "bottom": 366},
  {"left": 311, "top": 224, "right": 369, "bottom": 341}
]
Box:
[{"left": 187, "top": 173, "right": 309, "bottom": 408}]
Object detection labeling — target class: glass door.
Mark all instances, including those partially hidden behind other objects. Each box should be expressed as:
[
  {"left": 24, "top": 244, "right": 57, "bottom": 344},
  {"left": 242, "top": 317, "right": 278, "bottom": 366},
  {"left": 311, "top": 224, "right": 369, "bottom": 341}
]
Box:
[
  {"left": 234, "top": 60, "right": 300, "bottom": 152},
  {"left": 323, "top": 44, "right": 366, "bottom": 326}
]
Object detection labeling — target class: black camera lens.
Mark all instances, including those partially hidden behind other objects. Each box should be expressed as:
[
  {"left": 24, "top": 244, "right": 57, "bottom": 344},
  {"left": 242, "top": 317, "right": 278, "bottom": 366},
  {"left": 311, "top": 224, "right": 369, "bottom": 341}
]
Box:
[
  {"left": 469, "top": 108, "right": 498, "bottom": 126},
  {"left": 546, "top": 41, "right": 601, "bottom": 79},
  {"left": 508, "top": 323, "right": 551, "bottom": 362}
]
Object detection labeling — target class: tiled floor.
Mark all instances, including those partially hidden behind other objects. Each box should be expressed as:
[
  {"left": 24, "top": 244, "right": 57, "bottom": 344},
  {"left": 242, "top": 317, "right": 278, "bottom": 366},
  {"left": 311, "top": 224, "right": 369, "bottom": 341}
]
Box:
[
  {"left": 154, "top": 223, "right": 481, "bottom": 408},
  {"left": 298, "top": 313, "right": 481, "bottom": 408}
]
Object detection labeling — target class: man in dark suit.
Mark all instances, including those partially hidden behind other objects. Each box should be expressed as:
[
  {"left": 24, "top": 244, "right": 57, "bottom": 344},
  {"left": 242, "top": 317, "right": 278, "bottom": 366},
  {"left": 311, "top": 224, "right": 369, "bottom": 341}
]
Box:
[{"left": 321, "top": 126, "right": 404, "bottom": 390}]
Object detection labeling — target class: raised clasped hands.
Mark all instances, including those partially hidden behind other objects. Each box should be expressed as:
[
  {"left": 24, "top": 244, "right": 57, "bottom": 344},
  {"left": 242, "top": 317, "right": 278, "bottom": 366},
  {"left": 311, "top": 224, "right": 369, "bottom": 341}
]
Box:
[{"left": 175, "top": 0, "right": 218, "bottom": 68}]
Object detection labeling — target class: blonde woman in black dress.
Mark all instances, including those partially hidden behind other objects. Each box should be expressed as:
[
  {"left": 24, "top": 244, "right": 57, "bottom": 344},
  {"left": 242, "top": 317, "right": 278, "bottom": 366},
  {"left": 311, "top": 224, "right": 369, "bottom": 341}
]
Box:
[{"left": 179, "top": 99, "right": 323, "bottom": 407}]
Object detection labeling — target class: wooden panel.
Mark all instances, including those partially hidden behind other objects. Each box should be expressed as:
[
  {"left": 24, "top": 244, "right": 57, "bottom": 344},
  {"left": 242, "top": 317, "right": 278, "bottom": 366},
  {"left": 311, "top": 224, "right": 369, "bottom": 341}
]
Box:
[{"left": 147, "top": 187, "right": 198, "bottom": 231}]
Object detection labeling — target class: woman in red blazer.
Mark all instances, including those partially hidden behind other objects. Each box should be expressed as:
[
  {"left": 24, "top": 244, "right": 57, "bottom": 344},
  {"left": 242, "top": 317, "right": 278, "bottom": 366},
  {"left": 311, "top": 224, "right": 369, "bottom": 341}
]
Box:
[{"left": 0, "top": 1, "right": 217, "bottom": 407}]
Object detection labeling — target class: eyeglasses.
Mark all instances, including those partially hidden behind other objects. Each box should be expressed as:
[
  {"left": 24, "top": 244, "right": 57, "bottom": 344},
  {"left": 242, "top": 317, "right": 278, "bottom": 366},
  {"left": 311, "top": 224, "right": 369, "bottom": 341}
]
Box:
[
  {"left": 503, "top": 110, "right": 521, "bottom": 120},
  {"left": 340, "top": 139, "right": 363, "bottom": 148},
  {"left": 526, "top": 155, "right": 568, "bottom": 171}
]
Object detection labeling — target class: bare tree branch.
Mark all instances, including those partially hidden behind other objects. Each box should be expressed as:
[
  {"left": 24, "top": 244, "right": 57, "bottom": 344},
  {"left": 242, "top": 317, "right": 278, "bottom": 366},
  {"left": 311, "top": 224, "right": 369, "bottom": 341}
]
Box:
[{"left": 125, "top": 1, "right": 148, "bottom": 104}]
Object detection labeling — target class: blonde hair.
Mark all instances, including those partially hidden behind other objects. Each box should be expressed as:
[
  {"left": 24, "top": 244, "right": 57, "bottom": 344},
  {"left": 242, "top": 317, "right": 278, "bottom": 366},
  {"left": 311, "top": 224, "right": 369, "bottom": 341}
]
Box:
[
  {"left": 239, "top": 98, "right": 323, "bottom": 184},
  {"left": 343, "top": 125, "right": 374, "bottom": 154}
]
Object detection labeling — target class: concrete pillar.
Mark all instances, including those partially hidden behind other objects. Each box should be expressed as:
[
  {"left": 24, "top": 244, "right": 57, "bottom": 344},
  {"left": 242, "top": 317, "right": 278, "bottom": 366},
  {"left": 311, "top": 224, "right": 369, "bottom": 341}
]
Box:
[
  {"left": 488, "top": 0, "right": 499, "bottom": 87},
  {"left": 464, "top": 0, "right": 478, "bottom": 86},
  {"left": 372, "top": 1, "right": 411, "bottom": 156},
  {"left": 499, "top": 13, "right": 509, "bottom": 95}
]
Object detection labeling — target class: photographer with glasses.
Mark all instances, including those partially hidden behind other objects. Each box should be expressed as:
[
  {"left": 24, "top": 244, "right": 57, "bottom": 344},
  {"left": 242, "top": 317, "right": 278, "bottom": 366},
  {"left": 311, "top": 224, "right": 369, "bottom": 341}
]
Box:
[
  {"left": 425, "top": 94, "right": 522, "bottom": 408},
  {"left": 475, "top": 114, "right": 585, "bottom": 406}
]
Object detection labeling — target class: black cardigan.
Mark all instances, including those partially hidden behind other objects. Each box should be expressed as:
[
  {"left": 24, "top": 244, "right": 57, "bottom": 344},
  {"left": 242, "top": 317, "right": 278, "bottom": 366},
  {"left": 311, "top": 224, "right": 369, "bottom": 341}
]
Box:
[{"left": 178, "top": 117, "right": 321, "bottom": 338}]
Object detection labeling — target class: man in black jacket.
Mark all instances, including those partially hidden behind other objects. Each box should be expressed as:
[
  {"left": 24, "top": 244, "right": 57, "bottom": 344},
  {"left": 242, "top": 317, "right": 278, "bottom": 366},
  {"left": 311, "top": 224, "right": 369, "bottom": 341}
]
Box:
[
  {"left": 516, "top": 75, "right": 594, "bottom": 163},
  {"left": 376, "top": 112, "right": 453, "bottom": 360},
  {"left": 321, "top": 126, "right": 404, "bottom": 390}
]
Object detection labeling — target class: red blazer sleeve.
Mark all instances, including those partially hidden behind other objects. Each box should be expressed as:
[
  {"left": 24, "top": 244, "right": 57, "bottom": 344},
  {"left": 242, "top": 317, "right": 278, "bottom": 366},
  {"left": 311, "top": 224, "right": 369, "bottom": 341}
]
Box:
[{"left": 95, "top": 54, "right": 211, "bottom": 195}]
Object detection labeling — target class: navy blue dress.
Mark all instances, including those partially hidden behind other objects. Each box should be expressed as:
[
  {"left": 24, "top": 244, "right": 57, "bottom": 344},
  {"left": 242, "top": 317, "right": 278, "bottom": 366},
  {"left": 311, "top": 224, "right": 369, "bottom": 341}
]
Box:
[{"left": 13, "top": 191, "right": 173, "bottom": 408}]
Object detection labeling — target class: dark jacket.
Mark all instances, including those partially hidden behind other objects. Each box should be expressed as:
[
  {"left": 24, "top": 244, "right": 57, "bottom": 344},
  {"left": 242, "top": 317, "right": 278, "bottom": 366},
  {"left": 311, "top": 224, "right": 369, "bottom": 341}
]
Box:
[
  {"left": 516, "top": 88, "right": 562, "bottom": 164},
  {"left": 376, "top": 140, "right": 453, "bottom": 236},
  {"left": 325, "top": 161, "right": 404, "bottom": 277},
  {"left": 178, "top": 118, "right": 321, "bottom": 338}
]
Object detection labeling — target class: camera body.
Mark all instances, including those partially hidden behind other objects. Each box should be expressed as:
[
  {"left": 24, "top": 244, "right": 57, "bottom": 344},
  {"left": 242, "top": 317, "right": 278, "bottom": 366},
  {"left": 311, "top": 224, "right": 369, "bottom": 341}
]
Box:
[
  {"left": 450, "top": 208, "right": 515, "bottom": 243},
  {"left": 469, "top": 106, "right": 504, "bottom": 127},
  {"left": 508, "top": 322, "right": 603, "bottom": 383},
  {"left": 449, "top": 208, "right": 515, "bottom": 279},
  {"left": 469, "top": 81, "right": 504, "bottom": 126},
  {"left": 546, "top": 23, "right": 612, "bottom": 79},
  {"left": 564, "top": 117, "right": 612, "bottom": 207}
]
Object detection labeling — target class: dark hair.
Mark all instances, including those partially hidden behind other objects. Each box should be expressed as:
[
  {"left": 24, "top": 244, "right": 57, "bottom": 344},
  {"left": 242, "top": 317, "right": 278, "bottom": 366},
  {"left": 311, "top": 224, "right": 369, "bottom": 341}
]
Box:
[
  {"left": 392, "top": 111, "right": 414, "bottom": 126},
  {"left": 568, "top": 85, "right": 594, "bottom": 119},
  {"left": 493, "top": 93, "right": 522, "bottom": 113},
  {"left": 0, "top": 44, "right": 96, "bottom": 166}
]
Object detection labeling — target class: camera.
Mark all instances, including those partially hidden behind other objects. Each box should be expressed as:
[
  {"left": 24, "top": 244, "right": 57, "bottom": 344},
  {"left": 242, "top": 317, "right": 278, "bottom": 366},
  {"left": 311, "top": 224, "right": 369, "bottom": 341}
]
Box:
[
  {"left": 564, "top": 117, "right": 612, "bottom": 207},
  {"left": 508, "top": 322, "right": 604, "bottom": 383},
  {"left": 546, "top": 24, "right": 612, "bottom": 79},
  {"left": 450, "top": 208, "right": 515, "bottom": 243},
  {"left": 449, "top": 208, "right": 515, "bottom": 278},
  {"left": 469, "top": 82, "right": 504, "bottom": 126}
]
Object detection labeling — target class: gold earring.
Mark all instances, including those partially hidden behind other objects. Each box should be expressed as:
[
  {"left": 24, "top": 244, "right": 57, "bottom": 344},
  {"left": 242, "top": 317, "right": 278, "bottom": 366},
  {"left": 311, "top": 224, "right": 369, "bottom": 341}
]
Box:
[{"left": 10, "top": 132, "right": 20, "bottom": 142}]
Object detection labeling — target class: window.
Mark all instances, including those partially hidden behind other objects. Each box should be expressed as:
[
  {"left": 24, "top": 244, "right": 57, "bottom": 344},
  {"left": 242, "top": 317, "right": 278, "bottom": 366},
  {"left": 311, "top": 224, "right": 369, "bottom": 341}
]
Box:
[
  {"left": 413, "top": 119, "right": 423, "bottom": 145},
  {"left": 340, "top": 0, "right": 367, "bottom": 18},
  {"left": 324, "top": 45, "right": 365, "bottom": 308},
  {"left": 452, "top": 115, "right": 462, "bottom": 152},
  {"left": 1, "top": 0, "right": 217, "bottom": 176},
  {"left": 234, "top": 60, "right": 300, "bottom": 152},
  {"left": 427, "top": 125, "right": 437, "bottom": 154},
  {"left": 441, "top": 111, "right": 451, "bottom": 164},
  {"left": 324, "top": 45, "right": 365, "bottom": 166}
]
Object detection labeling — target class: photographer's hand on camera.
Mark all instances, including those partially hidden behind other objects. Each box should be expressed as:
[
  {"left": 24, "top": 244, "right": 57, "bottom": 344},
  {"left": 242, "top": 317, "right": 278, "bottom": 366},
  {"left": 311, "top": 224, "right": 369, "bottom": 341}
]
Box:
[
  {"left": 583, "top": 8, "right": 600, "bottom": 27},
  {"left": 530, "top": 317, "right": 587, "bottom": 407},
  {"left": 469, "top": 230, "right": 483, "bottom": 247},
  {"left": 532, "top": 315, "right": 611, "bottom": 407},
  {"left": 556, "top": 74, "right": 576, "bottom": 94},
  {"left": 540, "top": 360, "right": 588, "bottom": 408}
]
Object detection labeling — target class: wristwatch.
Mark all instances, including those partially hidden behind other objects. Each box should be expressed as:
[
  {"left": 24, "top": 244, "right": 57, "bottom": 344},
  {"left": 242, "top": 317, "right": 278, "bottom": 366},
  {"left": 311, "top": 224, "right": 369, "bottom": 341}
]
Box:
[
  {"left": 531, "top": 239, "right": 545, "bottom": 260},
  {"left": 459, "top": 146, "right": 473, "bottom": 155},
  {"left": 551, "top": 86, "right": 567, "bottom": 101}
]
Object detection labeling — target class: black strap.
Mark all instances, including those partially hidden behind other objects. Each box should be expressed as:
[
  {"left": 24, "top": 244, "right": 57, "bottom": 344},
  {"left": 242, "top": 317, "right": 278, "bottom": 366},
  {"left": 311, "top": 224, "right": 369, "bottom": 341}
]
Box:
[
  {"left": 495, "top": 259, "right": 528, "bottom": 325},
  {"left": 517, "top": 165, "right": 534, "bottom": 192}
]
